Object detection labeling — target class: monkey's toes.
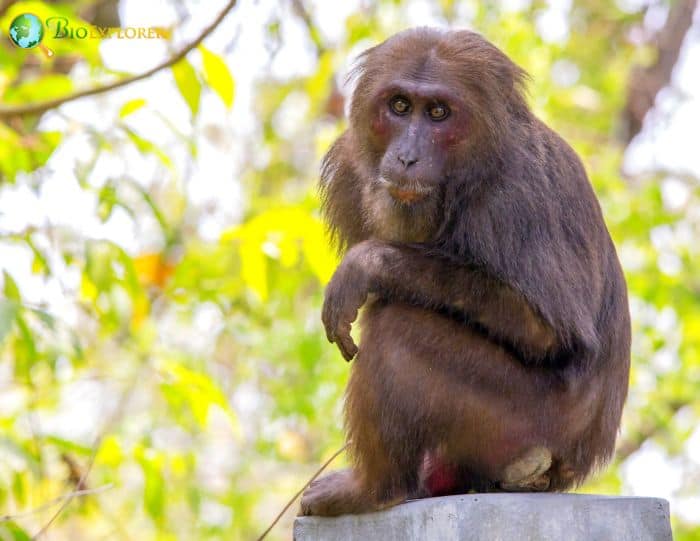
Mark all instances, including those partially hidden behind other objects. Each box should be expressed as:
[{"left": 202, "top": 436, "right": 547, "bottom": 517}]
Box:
[{"left": 299, "top": 470, "right": 359, "bottom": 516}]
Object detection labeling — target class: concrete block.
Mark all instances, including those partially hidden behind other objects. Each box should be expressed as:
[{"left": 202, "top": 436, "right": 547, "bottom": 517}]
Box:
[{"left": 294, "top": 493, "right": 672, "bottom": 541}]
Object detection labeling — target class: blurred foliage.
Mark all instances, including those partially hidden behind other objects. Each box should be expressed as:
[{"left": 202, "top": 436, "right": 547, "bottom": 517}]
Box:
[{"left": 0, "top": 0, "right": 699, "bottom": 540}]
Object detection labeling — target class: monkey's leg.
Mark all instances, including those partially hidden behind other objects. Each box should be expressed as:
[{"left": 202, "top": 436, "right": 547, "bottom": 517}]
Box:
[
  {"left": 360, "top": 302, "right": 599, "bottom": 493},
  {"left": 298, "top": 454, "right": 413, "bottom": 518},
  {"left": 301, "top": 346, "right": 425, "bottom": 516}
]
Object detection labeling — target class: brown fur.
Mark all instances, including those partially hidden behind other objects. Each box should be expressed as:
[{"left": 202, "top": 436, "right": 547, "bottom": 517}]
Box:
[{"left": 300, "top": 27, "right": 630, "bottom": 517}]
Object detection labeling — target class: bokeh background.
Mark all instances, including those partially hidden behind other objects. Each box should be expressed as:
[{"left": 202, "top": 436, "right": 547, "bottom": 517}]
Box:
[{"left": 0, "top": 0, "right": 699, "bottom": 539}]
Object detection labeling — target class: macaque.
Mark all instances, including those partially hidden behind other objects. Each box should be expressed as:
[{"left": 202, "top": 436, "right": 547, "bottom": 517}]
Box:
[{"left": 300, "top": 27, "right": 630, "bottom": 516}]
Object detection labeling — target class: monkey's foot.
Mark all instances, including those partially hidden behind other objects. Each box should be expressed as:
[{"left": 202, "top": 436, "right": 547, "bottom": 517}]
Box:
[
  {"left": 499, "top": 446, "right": 552, "bottom": 492},
  {"left": 299, "top": 469, "right": 406, "bottom": 516}
]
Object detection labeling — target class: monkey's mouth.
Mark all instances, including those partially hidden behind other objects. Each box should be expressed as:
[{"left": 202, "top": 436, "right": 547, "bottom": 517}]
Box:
[
  {"left": 379, "top": 177, "right": 432, "bottom": 204},
  {"left": 387, "top": 186, "right": 429, "bottom": 203}
]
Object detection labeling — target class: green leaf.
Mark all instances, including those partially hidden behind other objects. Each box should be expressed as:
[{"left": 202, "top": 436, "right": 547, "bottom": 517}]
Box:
[
  {"left": 136, "top": 448, "right": 165, "bottom": 522},
  {"left": 1, "top": 74, "right": 73, "bottom": 104},
  {"left": 0, "top": 521, "right": 31, "bottom": 541},
  {"left": 0, "top": 300, "right": 18, "bottom": 343},
  {"left": 44, "top": 435, "right": 92, "bottom": 455},
  {"left": 0, "top": 126, "right": 62, "bottom": 182},
  {"left": 30, "top": 308, "right": 55, "bottom": 330},
  {"left": 3, "top": 271, "right": 21, "bottom": 301},
  {"left": 13, "top": 315, "right": 37, "bottom": 377},
  {"left": 27, "top": 236, "right": 50, "bottom": 277},
  {"left": 123, "top": 128, "right": 174, "bottom": 169},
  {"left": 171, "top": 59, "right": 201, "bottom": 117},
  {"left": 97, "top": 182, "right": 118, "bottom": 222},
  {"left": 160, "top": 360, "right": 240, "bottom": 436},
  {"left": 11, "top": 471, "right": 25, "bottom": 506},
  {"left": 199, "top": 46, "right": 235, "bottom": 108},
  {"left": 119, "top": 98, "right": 147, "bottom": 118}
]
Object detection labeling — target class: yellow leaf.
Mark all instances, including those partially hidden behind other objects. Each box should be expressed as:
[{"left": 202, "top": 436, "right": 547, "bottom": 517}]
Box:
[
  {"left": 131, "top": 294, "right": 150, "bottom": 328},
  {"left": 161, "top": 361, "right": 241, "bottom": 438},
  {"left": 199, "top": 45, "right": 235, "bottom": 108},
  {"left": 133, "top": 252, "right": 174, "bottom": 288},
  {"left": 79, "top": 275, "right": 98, "bottom": 302},
  {"left": 240, "top": 240, "right": 268, "bottom": 301},
  {"left": 119, "top": 98, "right": 147, "bottom": 118},
  {"left": 96, "top": 435, "right": 123, "bottom": 468},
  {"left": 220, "top": 207, "right": 338, "bottom": 288},
  {"left": 171, "top": 59, "right": 201, "bottom": 116}
]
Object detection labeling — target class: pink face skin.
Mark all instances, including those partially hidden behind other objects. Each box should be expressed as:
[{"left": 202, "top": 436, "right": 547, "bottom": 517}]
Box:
[{"left": 368, "top": 79, "right": 470, "bottom": 203}]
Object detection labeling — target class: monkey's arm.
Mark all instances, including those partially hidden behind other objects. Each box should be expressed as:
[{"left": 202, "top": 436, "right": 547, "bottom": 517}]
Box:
[{"left": 323, "top": 239, "right": 571, "bottom": 362}]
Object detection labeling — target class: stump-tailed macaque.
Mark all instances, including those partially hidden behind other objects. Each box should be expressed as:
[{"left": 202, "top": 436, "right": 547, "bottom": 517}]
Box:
[{"left": 300, "top": 27, "right": 630, "bottom": 516}]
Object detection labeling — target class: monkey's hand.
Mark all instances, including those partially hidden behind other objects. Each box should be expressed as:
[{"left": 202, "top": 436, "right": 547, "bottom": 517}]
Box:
[{"left": 322, "top": 244, "right": 374, "bottom": 361}]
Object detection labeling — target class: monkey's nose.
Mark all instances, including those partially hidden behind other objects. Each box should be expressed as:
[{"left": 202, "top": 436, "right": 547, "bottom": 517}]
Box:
[{"left": 398, "top": 155, "right": 418, "bottom": 168}]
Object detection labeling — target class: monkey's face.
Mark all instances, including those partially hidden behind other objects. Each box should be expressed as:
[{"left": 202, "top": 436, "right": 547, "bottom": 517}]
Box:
[
  {"left": 370, "top": 80, "right": 469, "bottom": 202},
  {"left": 357, "top": 78, "right": 470, "bottom": 243}
]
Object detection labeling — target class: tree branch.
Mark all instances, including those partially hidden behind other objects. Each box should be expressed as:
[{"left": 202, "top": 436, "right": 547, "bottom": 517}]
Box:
[
  {"left": 620, "top": 0, "right": 698, "bottom": 143},
  {"left": 0, "top": 0, "right": 238, "bottom": 120}
]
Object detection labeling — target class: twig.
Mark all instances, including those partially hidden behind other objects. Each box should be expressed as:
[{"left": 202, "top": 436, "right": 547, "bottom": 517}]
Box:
[
  {"left": 31, "top": 439, "right": 101, "bottom": 538},
  {"left": 255, "top": 442, "right": 349, "bottom": 541},
  {"left": 32, "top": 375, "right": 138, "bottom": 539},
  {"left": 0, "top": 0, "right": 239, "bottom": 120},
  {"left": 290, "top": 0, "right": 325, "bottom": 54},
  {"left": 0, "top": 484, "right": 113, "bottom": 522}
]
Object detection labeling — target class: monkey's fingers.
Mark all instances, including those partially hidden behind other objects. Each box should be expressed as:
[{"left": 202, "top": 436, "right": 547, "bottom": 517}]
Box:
[
  {"left": 321, "top": 301, "right": 339, "bottom": 343},
  {"left": 333, "top": 320, "right": 357, "bottom": 361},
  {"left": 337, "top": 335, "right": 358, "bottom": 362}
]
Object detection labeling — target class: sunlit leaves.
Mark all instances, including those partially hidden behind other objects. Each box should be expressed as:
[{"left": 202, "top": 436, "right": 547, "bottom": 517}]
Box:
[
  {"left": 160, "top": 360, "right": 240, "bottom": 435},
  {"left": 133, "top": 252, "right": 175, "bottom": 290},
  {"left": 3, "top": 270, "right": 21, "bottom": 301},
  {"left": 136, "top": 446, "right": 166, "bottom": 523},
  {"left": 81, "top": 241, "right": 150, "bottom": 332},
  {"left": 0, "top": 299, "right": 18, "bottom": 343},
  {"left": 95, "top": 435, "right": 123, "bottom": 468},
  {"left": 0, "top": 522, "right": 31, "bottom": 541},
  {"left": 119, "top": 98, "right": 147, "bottom": 118},
  {"left": 199, "top": 46, "right": 235, "bottom": 108},
  {"left": 97, "top": 181, "right": 119, "bottom": 222},
  {"left": 172, "top": 58, "right": 202, "bottom": 117},
  {"left": 1, "top": 74, "right": 73, "bottom": 104},
  {"left": 123, "top": 127, "right": 174, "bottom": 169},
  {"left": 0, "top": 126, "right": 62, "bottom": 182},
  {"left": 221, "top": 207, "right": 337, "bottom": 301}
]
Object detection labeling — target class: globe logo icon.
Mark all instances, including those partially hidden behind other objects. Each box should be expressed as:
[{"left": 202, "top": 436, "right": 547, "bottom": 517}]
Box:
[{"left": 8, "top": 13, "right": 44, "bottom": 49}]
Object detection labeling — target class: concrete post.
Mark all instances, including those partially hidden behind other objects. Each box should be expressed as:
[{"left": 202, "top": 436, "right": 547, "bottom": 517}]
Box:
[{"left": 294, "top": 493, "right": 672, "bottom": 541}]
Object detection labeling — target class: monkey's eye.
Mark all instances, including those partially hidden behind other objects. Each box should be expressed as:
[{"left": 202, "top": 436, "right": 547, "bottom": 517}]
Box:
[
  {"left": 389, "top": 96, "right": 411, "bottom": 115},
  {"left": 427, "top": 103, "right": 449, "bottom": 121}
]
